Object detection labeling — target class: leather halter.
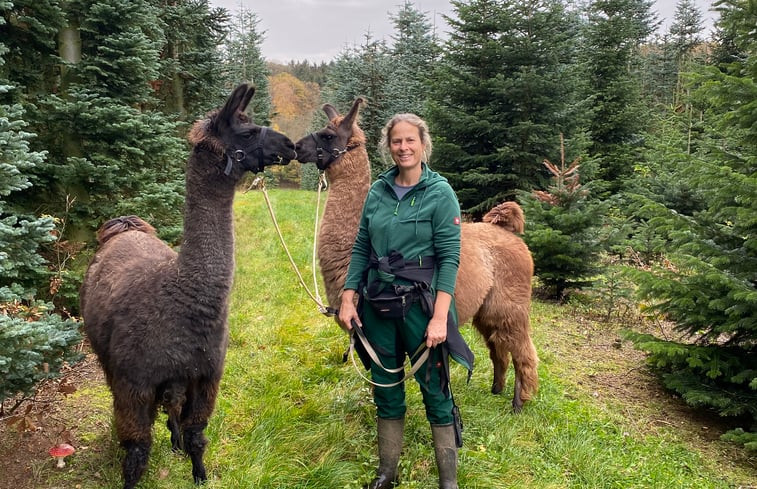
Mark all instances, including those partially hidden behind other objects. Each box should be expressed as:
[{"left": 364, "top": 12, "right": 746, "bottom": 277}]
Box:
[
  {"left": 224, "top": 126, "right": 269, "bottom": 175},
  {"left": 308, "top": 132, "right": 361, "bottom": 168}
]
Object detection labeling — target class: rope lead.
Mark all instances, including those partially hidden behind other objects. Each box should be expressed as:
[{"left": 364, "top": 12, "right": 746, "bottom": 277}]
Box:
[{"left": 248, "top": 172, "right": 331, "bottom": 315}]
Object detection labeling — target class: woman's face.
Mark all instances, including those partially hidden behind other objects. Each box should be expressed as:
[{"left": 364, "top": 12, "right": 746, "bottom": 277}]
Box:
[{"left": 389, "top": 121, "right": 424, "bottom": 171}]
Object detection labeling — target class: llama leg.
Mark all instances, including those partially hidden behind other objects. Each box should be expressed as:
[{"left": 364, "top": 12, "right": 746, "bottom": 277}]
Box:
[
  {"left": 183, "top": 424, "right": 208, "bottom": 484},
  {"left": 113, "top": 390, "right": 156, "bottom": 489},
  {"left": 167, "top": 412, "right": 182, "bottom": 452},
  {"left": 509, "top": 322, "right": 539, "bottom": 412},
  {"left": 162, "top": 383, "right": 187, "bottom": 452},
  {"left": 121, "top": 440, "right": 152, "bottom": 489},
  {"left": 512, "top": 344, "right": 539, "bottom": 402},
  {"left": 511, "top": 368, "right": 524, "bottom": 413},
  {"left": 487, "top": 337, "right": 510, "bottom": 395},
  {"left": 180, "top": 380, "right": 220, "bottom": 484}
]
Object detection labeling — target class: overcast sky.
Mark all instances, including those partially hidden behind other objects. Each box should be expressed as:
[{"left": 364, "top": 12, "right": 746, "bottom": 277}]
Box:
[{"left": 209, "top": 0, "right": 719, "bottom": 64}]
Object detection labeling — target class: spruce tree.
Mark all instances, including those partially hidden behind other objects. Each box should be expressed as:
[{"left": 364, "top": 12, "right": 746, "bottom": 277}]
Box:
[
  {"left": 0, "top": 72, "right": 80, "bottom": 403},
  {"left": 11, "top": 0, "right": 187, "bottom": 243},
  {"left": 624, "top": 0, "right": 757, "bottom": 449},
  {"left": 521, "top": 136, "right": 607, "bottom": 299},
  {"left": 322, "top": 32, "right": 393, "bottom": 176},
  {"left": 580, "top": 0, "right": 657, "bottom": 195},
  {"left": 428, "top": 0, "right": 586, "bottom": 217},
  {"left": 222, "top": 7, "right": 271, "bottom": 124}
]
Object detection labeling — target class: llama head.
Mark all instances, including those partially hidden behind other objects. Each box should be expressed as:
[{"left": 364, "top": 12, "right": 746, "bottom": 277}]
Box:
[
  {"left": 189, "top": 84, "right": 296, "bottom": 174},
  {"left": 294, "top": 97, "right": 365, "bottom": 170}
]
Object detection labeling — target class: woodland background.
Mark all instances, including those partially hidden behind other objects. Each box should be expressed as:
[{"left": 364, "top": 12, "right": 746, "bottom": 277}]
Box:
[{"left": 1, "top": 0, "right": 755, "bottom": 455}]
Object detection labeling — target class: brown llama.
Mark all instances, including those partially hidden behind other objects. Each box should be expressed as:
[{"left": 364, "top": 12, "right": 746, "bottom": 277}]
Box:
[
  {"left": 80, "top": 84, "right": 296, "bottom": 489},
  {"left": 294, "top": 100, "right": 538, "bottom": 412}
]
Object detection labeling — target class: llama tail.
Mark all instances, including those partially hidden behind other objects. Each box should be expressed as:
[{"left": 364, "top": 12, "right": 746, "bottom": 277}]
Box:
[
  {"left": 161, "top": 382, "right": 187, "bottom": 452},
  {"left": 482, "top": 201, "right": 525, "bottom": 234},
  {"left": 96, "top": 215, "right": 156, "bottom": 246}
]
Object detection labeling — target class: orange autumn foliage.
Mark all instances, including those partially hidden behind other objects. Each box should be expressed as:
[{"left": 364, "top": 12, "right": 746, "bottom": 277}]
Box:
[{"left": 269, "top": 72, "right": 320, "bottom": 140}]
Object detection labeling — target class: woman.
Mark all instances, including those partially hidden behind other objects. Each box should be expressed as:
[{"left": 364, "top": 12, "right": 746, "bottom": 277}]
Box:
[{"left": 338, "top": 113, "right": 473, "bottom": 489}]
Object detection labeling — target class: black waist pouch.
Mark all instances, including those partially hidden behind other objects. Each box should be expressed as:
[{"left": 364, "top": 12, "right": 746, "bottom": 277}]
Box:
[{"left": 364, "top": 288, "right": 412, "bottom": 320}]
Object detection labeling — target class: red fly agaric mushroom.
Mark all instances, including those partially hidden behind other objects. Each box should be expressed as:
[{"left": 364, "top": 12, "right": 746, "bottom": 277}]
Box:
[{"left": 49, "top": 443, "right": 75, "bottom": 468}]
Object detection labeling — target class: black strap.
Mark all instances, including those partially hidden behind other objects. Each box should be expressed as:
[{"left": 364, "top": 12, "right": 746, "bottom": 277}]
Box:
[{"left": 365, "top": 250, "right": 435, "bottom": 296}]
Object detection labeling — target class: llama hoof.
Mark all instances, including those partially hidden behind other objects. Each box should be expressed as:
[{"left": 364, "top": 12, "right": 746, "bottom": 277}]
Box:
[
  {"left": 513, "top": 394, "right": 525, "bottom": 414},
  {"left": 491, "top": 383, "right": 504, "bottom": 395},
  {"left": 192, "top": 467, "right": 207, "bottom": 484}
]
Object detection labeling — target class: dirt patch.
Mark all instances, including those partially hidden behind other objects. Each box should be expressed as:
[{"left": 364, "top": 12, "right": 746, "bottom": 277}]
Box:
[
  {"left": 546, "top": 308, "right": 756, "bottom": 478},
  {"left": 0, "top": 351, "right": 105, "bottom": 489}
]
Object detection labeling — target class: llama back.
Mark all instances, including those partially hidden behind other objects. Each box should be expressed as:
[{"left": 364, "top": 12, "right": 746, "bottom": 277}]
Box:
[
  {"left": 97, "top": 215, "right": 157, "bottom": 246},
  {"left": 455, "top": 202, "right": 531, "bottom": 324},
  {"left": 81, "top": 215, "right": 176, "bottom": 369}
]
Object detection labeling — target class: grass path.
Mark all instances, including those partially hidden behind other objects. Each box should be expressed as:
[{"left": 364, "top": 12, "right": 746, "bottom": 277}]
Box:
[{"left": 22, "top": 188, "right": 756, "bottom": 488}]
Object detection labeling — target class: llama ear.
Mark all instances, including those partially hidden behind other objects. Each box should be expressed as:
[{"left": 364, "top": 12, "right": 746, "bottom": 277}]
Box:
[
  {"left": 220, "top": 84, "right": 255, "bottom": 123},
  {"left": 323, "top": 104, "right": 338, "bottom": 121},
  {"left": 341, "top": 97, "right": 364, "bottom": 128},
  {"left": 239, "top": 85, "right": 256, "bottom": 114}
]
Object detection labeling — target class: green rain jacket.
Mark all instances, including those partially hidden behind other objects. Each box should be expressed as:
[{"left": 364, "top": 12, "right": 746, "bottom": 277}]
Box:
[
  {"left": 344, "top": 163, "right": 474, "bottom": 375},
  {"left": 344, "top": 163, "right": 461, "bottom": 294}
]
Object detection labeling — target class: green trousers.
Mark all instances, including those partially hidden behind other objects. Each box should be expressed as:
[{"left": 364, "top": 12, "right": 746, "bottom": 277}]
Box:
[{"left": 362, "top": 300, "right": 454, "bottom": 424}]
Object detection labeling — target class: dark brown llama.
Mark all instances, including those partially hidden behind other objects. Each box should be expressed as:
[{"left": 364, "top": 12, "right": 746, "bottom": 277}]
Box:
[
  {"left": 80, "top": 84, "right": 296, "bottom": 489},
  {"left": 294, "top": 101, "right": 538, "bottom": 412}
]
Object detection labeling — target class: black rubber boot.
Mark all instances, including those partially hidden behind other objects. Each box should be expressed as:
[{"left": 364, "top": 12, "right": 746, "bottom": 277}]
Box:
[
  {"left": 431, "top": 424, "right": 458, "bottom": 489},
  {"left": 364, "top": 417, "right": 404, "bottom": 489}
]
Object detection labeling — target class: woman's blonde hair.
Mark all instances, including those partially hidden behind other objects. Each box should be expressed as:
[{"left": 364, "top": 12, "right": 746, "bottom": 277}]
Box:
[{"left": 379, "top": 113, "right": 433, "bottom": 164}]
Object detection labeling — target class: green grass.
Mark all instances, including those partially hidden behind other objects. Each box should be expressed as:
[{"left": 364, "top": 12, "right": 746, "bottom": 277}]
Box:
[{"left": 43, "top": 189, "right": 755, "bottom": 488}]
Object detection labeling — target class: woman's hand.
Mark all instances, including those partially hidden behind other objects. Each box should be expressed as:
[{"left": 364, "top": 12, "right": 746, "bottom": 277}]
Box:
[
  {"left": 426, "top": 291, "right": 452, "bottom": 348},
  {"left": 338, "top": 289, "right": 360, "bottom": 332},
  {"left": 425, "top": 315, "right": 447, "bottom": 348}
]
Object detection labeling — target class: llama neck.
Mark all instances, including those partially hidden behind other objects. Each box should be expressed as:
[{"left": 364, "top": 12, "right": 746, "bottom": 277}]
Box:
[
  {"left": 177, "top": 151, "right": 237, "bottom": 300},
  {"left": 322, "top": 148, "right": 371, "bottom": 233},
  {"left": 318, "top": 148, "right": 371, "bottom": 306}
]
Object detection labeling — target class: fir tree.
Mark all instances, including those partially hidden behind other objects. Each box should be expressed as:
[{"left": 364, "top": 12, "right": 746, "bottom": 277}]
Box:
[
  {"left": 521, "top": 135, "right": 606, "bottom": 299},
  {"left": 153, "top": 0, "right": 229, "bottom": 120},
  {"left": 580, "top": 0, "right": 658, "bottom": 195},
  {"left": 0, "top": 74, "right": 80, "bottom": 404},
  {"left": 322, "top": 32, "right": 393, "bottom": 177},
  {"left": 428, "top": 0, "right": 586, "bottom": 217},
  {"left": 669, "top": 0, "right": 705, "bottom": 60},
  {"left": 0, "top": 0, "right": 66, "bottom": 96},
  {"left": 10, "top": 0, "right": 187, "bottom": 243},
  {"left": 319, "top": 3, "right": 440, "bottom": 178},
  {"left": 640, "top": 0, "right": 705, "bottom": 111},
  {"left": 625, "top": 0, "right": 757, "bottom": 449},
  {"left": 384, "top": 1, "right": 441, "bottom": 118},
  {"left": 222, "top": 7, "right": 271, "bottom": 124}
]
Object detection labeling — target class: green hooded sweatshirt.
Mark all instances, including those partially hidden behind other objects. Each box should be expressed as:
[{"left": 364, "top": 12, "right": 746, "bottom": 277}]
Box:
[{"left": 344, "top": 163, "right": 462, "bottom": 295}]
